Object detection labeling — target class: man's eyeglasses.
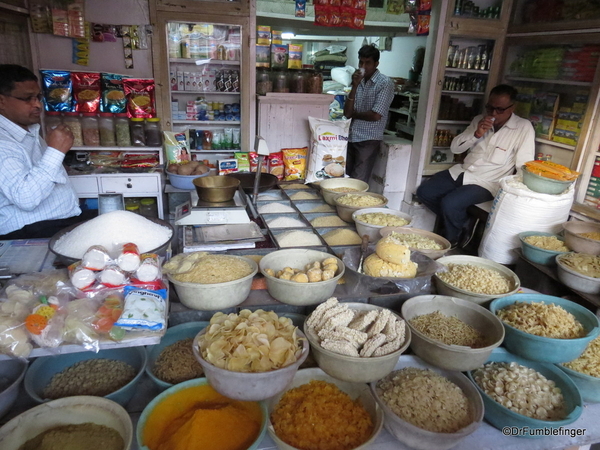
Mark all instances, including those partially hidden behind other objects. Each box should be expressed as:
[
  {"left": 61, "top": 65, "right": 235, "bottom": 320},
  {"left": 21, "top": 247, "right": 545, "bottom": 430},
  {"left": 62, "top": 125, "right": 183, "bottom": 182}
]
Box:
[
  {"left": 3, "top": 93, "right": 44, "bottom": 104},
  {"left": 485, "top": 103, "right": 514, "bottom": 114}
]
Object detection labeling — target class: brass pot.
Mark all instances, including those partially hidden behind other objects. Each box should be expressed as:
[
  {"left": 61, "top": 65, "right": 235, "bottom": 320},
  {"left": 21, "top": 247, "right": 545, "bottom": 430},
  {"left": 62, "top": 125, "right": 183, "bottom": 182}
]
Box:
[{"left": 193, "top": 175, "right": 240, "bottom": 203}]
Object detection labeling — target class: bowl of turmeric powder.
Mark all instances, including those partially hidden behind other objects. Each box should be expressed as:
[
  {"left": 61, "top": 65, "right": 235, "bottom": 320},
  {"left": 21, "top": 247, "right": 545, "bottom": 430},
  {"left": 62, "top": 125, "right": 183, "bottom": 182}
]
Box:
[{"left": 137, "top": 378, "right": 267, "bottom": 450}]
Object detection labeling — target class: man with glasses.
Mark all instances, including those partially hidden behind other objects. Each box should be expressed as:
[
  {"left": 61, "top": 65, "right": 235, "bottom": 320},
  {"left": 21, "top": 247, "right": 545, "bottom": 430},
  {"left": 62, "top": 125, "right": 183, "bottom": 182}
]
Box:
[
  {"left": 417, "top": 84, "right": 534, "bottom": 248},
  {"left": 0, "top": 64, "right": 92, "bottom": 239}
]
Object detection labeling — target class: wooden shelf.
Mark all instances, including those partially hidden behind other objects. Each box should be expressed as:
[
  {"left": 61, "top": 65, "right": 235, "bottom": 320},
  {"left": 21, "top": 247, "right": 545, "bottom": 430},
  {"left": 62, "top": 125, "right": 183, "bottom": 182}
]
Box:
[
  {"left": 171, "top": 91, "right": 240, "bottom": 95},
  {"left": 169, "top": 58, "right": 240, "bottom": 65},
  {"left": 445, "top": 67, "right": 490, "bottom": 75},
  {"left": 437, "top": 120, "right": 471, "bottom": 125},
  {"left": 505, "top": 76, "right": 593, "bottom": 87},
  {"left": 535, "top": 137, "right": 576, "bottom": 151},
  {"left": 172, "top": 120, "right": 241, "bottom": 125},
  {"left": 71, "top": 146, "right": 162, "bottom": 151},
  {"left": 571, "top": 202, "right": 600, "bottom": 222},
  {"left": 441, "top": 90, "right": 486, "bottom": 96}
]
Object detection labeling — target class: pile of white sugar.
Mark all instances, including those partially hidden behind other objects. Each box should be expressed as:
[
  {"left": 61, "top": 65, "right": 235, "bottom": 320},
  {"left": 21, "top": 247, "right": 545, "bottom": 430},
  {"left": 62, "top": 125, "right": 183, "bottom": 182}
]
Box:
[
  {"left": 276, "top": 230, "right": 322, "bottom": 247},
  {"left": 258, "top": 203, "right": 295, "bottom": 214},
  {"left": 53, "top": 210, "right": 173, "bottom": 258},
  {"left": 267, "top": 217, "right": 306, "bottom": 228}
]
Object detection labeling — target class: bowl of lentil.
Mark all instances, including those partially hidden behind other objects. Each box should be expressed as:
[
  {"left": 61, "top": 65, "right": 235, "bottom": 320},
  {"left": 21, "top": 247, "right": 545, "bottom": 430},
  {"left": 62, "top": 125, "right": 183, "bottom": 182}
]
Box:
[
  {"left": 558, "top": 336, "right": 600, "bottom": 403},
  {"left": 352, "top": 208, "right": 413, "bottom": 242},
  {"left": 433, "top": 255, "right": 520, "bottom": 305},
  {"left": 468, "top": 348, "right": 583, "bottom": 436},
  {"left": 556, "top": 252, "right": 600, "bottom": 294},
  {"left": 562, "top": 220, "right": 600, "bottom": 255},
  {"left": 146, "top": 321, "right": 209, "bottom": 391},
  {"left": 267, "top": 367, "right": 384, "bottom": 450},
  {"left": 0, "top": 396, "right": 133, "bottom": 450},
  {"left": 369, "top": 356, "right": 484, "bottom": 450},
  {"left": 319, "top": 177, "right": 369, "bottom": 205},
  {"left": 137, "top": 378, "right": 267, "bottom": 450},
  {"left": 304, "top": 301, "right": 411, "bottom": 383},
  {"left": 490, "top": 293, "right": 600, "bottom": 364},
  {"left": 165, "top": 254, "right": 259, "bottom": 310},
  {"left": 401, "top": 294, "right": 505, "bottom": 371},
  {"left": 23, "top": 346, "right": 147, "bottom": 407},
  {"left": 258, "top": 249, "right": 345, "bottom": 306},
  {"left": 519, "top": 231, "right": 570, "bottom": 266},
  {"left": 334, "top": 193, "right": 388, "bottom": 223},
  {"left": 380, "top": 227, "right": 451, "bottom": 260}
]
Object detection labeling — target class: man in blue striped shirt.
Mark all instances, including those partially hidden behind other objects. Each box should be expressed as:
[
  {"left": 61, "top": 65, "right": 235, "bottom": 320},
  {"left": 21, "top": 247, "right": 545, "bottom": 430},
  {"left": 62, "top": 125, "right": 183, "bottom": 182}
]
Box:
[
  {"left": 343, "top": 45, "right": 395, "bottom": 183},
  {"left": 0, "top": 65, "right": 94, "bottom": 240}
]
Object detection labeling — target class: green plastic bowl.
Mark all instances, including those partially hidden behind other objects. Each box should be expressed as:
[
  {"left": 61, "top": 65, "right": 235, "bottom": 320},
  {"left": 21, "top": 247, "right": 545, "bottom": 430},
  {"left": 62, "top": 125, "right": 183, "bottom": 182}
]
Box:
[
  {"left": 146, "top": 321, "right": 209, "bottom": 391},
  {"left": 468, "top": 348, "right": 583, "bottom": 438},
  {"left": 521, "top": 166, "right": 573, "bottom": 195},
  {"left": 518, "top": 231, "right": 569, "bottom": 266},
  {"left": 490, "top": 294, "right": 600, "bottom": 363},
  {"left": 136, "top": 378, "right": 268, "bottom": 450}
]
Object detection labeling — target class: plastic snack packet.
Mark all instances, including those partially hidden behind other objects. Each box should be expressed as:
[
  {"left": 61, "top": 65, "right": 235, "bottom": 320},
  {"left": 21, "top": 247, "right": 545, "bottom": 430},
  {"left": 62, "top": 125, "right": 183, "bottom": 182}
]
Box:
[
  {"left": 98, "top": 264, "right": 128, "bottom": 288},
  {"left": 92, "top": 293, "right": 125, "bottom": 341},
  {"left": 116, "top": 242, "right": 141, "bottom": 272},
  {"left": 69, "top": 261, "right": 97, "bottom": 291},
  {"left": 135, "top": 253, "right": 161, "bottom": 282},
  {"left": 81, "top": 245, "right": 112, "bottom": 271},
  {"left": 115, "top": 286, "right": 167, "bottom": 331}
]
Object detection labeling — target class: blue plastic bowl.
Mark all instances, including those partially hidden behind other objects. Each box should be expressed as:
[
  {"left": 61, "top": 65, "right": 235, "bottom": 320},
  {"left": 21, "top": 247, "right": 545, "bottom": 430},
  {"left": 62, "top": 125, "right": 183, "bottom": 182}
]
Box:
[
  {"left": 557, "top": 363, "right": 600, "bottom": 403},
  {"left": 167, "top": 169, "right": 210, "bottom": 190},
  {"left": 468, "top": 348, "right": 583, "bottom": 438},
  {"left": 136, "top": 378, "right": 268, "bottom": 450},
  {"left": 490, "top": 294, "right": 600, "bottom": 363},
  {"left": 518, "top": 231, "right": 569, "bottom": 266},
  {"left": 24, "top": 346, "right": 147, "bottom": 407},
  {"left": 146, "top": 321, "right": 209, "bottom": 391}
]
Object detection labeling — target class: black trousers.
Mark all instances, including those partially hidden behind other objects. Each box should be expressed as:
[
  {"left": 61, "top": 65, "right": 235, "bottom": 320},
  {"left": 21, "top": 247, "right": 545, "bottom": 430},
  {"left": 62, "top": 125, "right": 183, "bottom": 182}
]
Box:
[{"left": 0, "top": 209, "right": 98, "bottom": 240}]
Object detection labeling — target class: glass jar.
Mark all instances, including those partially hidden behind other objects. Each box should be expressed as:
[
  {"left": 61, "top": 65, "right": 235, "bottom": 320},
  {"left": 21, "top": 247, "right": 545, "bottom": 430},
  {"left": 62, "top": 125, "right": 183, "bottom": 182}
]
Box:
[
  {"left": 145, "top": 118, "right": 162, "bottom": 147},
  {"left": 124, "top": 198, "right": 140, "bottom": 214},
  {"left": 130, "top": 118, "right": 146, "bottom": 146},
  {"left": 273, "top": 70, "right": 289, "bottom": 93},
  {"left": 44, "top": 111, "right": 62, "bottom": 136},
  {"left": 114, "top": 113, "right": 131, "bottom": 147},
  {"left": 81, "top": 113, "right": 100, "bottom": 146},
  {"left": 63, "top": 112, "right": 83, "bottom": 146},
  {"left": 98, "top": 113, "right": 116, "bottom": 147},
  {"left": 306, "top": 70, "right": 323, "bottom": 94},
  {"left": 139, "top": 198, "right": 158, "bottom": 218},
  {"left": 290, "top": 70, "right": 305, "bottom": 93}
]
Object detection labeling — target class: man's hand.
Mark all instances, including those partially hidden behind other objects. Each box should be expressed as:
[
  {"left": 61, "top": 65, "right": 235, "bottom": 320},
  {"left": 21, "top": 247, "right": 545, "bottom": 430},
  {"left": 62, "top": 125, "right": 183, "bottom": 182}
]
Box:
[
  {"left": 474, "top": 115, "right": 495, "bottom": 139},
  {"left": 351, "top": 68, "right": 364, "bottom": 87},
  {"left": 46, "top": 124, "right": 74, "bottom": 154}
]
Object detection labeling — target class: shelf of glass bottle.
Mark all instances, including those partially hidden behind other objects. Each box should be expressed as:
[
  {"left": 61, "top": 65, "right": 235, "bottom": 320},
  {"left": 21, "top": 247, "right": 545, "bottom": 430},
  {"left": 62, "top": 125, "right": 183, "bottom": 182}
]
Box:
[
  {"left": 171, "top": 91, "right": 240, "bottom": 95},
  {"left": 172, "top": 120, "right": 241, "bottom": 125},
  {"left": 505, "top": 76, "right": 593, "bottom": 87},
  {"left": 535, "top": 137, "right": 576, "bottom": 151},
  {"left": 445, "top": 67, "right": 490, "bottom": 75},
  {"left": 437, "top": 120, "right": 471, "bottom": 125},
  {"left": 441, "top": 90, "right": 485, "bottom": 96},
  {"left": 169, "top": 58, "right": 240, "bottom": 65},
  {"left": 71, "top": 146, "right": 163, "bottom": 151}
]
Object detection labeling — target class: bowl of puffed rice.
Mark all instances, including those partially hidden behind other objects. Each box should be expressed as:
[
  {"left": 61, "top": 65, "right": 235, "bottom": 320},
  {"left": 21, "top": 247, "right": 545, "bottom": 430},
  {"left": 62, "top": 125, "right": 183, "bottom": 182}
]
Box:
[
  {"left": 556, "top": 252, "right": 600, "bottom": 294},
  {"left": 380, "top": 227, "right": 451, "bottom": 260},
  {"left": 319, "top": 177, "right": 369, "bottom": 205},
  {"left": 433, "top": 255, "right": 520, "bottom": 305},
  {"left": 490, "top": 293, "right": 600, "bottom": 363},
  {"left": 352, "top": 208, "right": 412, "bottom": 242},
  {"left": 303, "top": 300, "right": 411, "bottom": 383},
  {"left": 518, "top": 231, "right": 569, "bottom": 266},
  {"left": 334, "top": 193, "right": 388, "bottom": 223},
  {"left": 558, "top": 335, "right": 600, "bottom": 403}
]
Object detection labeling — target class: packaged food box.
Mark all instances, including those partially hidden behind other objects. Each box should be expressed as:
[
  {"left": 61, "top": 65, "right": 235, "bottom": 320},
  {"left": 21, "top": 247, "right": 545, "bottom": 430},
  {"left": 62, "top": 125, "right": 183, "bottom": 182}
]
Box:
[
  {"left": 257, "top": 25, "right": 271, "bottom": 45},
  {"left": 218, "top": 158, "right": 238, "bottom": 175},
  {"left": 271, "top": 44, "right": 289, "bottom": 69},
  {"left": 288, "top": 44, "right": 303, "bottom": 70},
  {"left": 256, "top": 45, "right": 270, "bottom": 68}
]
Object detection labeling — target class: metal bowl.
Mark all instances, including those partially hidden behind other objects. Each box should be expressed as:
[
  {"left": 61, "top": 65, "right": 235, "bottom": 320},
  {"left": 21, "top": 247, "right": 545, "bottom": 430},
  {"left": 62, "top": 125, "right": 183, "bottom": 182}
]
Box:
[
  {"left": 334, "top": 193, "right": 388, "bottom": 222},
  {"left": 193, "top": 175, "right": 240, "bottom": 203},
  {"left": 562, "top": 220, "right": 600, "bottom": 255},
  {"left": 227, "top": 172, "right": 278, "bottom": 193},
  {"left": 319, "top": 178, "right": 369, "bottom": 205},
  {"left": 48, "top": 216, "right": 174, "bottom": 266}
]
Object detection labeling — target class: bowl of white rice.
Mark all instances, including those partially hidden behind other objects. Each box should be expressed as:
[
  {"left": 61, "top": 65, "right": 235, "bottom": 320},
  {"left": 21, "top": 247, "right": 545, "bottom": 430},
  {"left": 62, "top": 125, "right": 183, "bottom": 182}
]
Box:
[
  {"left": 49, "top": 211, "right": 174, "bottom": 265},
  {"left": 433, "top": 255, "right": 520, "bottom": 305},
  {"left": 369, "top": 356, "right": 484, "bottom": 450},
  {"left": 401, "top": 295, "right": 505, "bottom": 371},
  {"left": 334, "top": 193, "right": 388, "bottom": 223},
  {"left": 380, "top": 227, "right": 450, "bottom": 259},
  {"left": 352, "top": 208, "right": 412, "bottom": 242}
]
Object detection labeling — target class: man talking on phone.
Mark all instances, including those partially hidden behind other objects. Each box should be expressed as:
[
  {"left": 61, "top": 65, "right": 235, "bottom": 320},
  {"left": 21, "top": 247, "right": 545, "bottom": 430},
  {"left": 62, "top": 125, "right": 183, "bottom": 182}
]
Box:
[{"left": 416, "top": 84, "right": 535, "bottom": 248}]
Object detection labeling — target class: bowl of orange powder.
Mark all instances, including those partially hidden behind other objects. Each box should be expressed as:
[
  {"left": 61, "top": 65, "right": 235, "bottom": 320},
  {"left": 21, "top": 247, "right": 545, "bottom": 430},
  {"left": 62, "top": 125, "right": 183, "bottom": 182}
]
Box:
[
  {"left": 137, "top": 378, "right": 267, "bottom": 450},
  {"left": 267, "top": 367, "right": 383, "bottom": 450}
]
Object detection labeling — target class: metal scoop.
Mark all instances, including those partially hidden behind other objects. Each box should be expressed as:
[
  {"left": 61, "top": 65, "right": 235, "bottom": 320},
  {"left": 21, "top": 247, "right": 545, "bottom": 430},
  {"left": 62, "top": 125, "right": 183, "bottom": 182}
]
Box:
[{"left": 357, "top": 234, "right": 369, "bottom": 274}]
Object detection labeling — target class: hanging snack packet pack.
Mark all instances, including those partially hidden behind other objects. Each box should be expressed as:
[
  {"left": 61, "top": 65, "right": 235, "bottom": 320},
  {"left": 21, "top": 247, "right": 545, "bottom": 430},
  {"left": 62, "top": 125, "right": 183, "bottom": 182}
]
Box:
[
  {"left": 282, "top": 147, "right": 308, "bottom": 181},
  {"left": 115, "top": 286, "right": 167, "bottom": 331},
  {"left": 269, "top": 151, "right": 285, "bottom": 180},
  {"left": 40, "top": 70, "right": 72, "bottom": 112},
  {"left": 124, "top": 78, "right": 156, "bottom": 118},
  {"left": 72, "top": 72, "right": 101, "bottom": 112},
  {"left": 164, "top": 130, "right": 190, "bottom": 164},
  {"left": 101, "top": 73, "right": 127, "bottom": 113},
  {"left": 306, "top": 117, "right": 351, "bottom": 183}
]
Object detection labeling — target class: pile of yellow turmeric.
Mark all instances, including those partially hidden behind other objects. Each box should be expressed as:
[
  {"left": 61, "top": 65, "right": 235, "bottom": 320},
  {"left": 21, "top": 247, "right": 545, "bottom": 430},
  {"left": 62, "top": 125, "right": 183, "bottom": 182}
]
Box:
[
  {"left": 524, "top": 160, "right": 580, "bottom": 182},
  {"left": 143, "top": 384, "right": 263, "bottom": 450}
]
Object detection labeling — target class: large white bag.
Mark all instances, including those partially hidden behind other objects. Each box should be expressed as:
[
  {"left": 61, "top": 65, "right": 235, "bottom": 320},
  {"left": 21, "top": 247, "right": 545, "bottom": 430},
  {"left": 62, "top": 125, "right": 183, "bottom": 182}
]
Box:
[{"left": 478, "top": 174, "right": 574, "bottom": 264}]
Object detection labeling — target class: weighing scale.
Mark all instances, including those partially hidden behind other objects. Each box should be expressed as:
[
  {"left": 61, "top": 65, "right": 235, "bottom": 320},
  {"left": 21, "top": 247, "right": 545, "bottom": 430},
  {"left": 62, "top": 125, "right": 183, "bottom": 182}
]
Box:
[{"left": 174, "top": 188, "right": 250, "bottom": 225}]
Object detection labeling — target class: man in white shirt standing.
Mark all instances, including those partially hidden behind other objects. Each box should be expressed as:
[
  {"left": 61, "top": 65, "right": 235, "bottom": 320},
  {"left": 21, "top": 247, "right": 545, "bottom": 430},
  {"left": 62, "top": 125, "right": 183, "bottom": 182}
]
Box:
[
  {"left": 0, "top": 64, "right": 92, "bottom": 239},
  {"left": 417, "top": 84, "right": 535, "bottom": 248}
]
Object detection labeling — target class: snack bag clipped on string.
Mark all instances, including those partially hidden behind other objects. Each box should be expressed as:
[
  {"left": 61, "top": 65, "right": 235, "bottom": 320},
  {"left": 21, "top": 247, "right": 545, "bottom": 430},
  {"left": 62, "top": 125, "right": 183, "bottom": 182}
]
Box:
[{"left": 282, "top": 147, "right": 308, "bottom": 181}]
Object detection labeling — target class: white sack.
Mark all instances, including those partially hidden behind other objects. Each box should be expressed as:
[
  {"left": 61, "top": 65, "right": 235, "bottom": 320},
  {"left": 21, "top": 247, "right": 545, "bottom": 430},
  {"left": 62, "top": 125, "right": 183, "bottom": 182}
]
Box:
[
  {"left": 331, "top": 66, "right": 355, "bottom": 87},
  {"left": 478, "top": 174, "right": 574, "bottom": 264}
]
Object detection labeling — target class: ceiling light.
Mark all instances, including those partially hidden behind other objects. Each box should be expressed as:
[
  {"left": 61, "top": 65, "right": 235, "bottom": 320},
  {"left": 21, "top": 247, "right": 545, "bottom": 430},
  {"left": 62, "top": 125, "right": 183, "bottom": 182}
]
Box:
[{"left": 281, "top": 32, "right": 295, "bottom": 39}]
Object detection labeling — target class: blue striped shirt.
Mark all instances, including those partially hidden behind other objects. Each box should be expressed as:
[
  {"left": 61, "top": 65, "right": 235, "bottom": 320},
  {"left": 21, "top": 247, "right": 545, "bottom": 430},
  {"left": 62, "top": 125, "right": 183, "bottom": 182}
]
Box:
[
  {"left": 349, "top": 70, "right": 395, "bottom": 142},
  {"left": 0, "top": 115, "right": 80, "bottom": 234}
]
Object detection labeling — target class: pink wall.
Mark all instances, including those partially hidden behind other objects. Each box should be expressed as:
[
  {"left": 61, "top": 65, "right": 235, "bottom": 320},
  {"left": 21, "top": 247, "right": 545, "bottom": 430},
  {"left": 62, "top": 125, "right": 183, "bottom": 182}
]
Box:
[{"left": 33, "top": 0, "right": 153, "bottom": 78}]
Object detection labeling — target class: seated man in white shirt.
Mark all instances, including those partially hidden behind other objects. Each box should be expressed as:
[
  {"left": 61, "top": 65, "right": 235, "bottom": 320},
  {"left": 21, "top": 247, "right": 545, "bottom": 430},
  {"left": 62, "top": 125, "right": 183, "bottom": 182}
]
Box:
[
  {"left": 0, "top": 64, "right": 95, "bottom": 240},
  {"left": 416, "top": 84, "right": 535, "bottom": 248}
]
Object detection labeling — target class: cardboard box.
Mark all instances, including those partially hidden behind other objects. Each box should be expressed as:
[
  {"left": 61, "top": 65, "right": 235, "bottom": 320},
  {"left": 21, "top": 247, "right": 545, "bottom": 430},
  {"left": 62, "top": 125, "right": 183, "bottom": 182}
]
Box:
[{"left": 256, "top": 44, "right": 270, "bottom": 67}]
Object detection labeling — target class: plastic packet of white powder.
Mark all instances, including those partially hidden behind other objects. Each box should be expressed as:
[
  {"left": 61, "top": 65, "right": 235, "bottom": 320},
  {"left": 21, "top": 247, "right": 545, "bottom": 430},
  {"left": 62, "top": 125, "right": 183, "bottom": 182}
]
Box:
[{"left": 115, "top": 286, "right": 166, "bottom": 331}]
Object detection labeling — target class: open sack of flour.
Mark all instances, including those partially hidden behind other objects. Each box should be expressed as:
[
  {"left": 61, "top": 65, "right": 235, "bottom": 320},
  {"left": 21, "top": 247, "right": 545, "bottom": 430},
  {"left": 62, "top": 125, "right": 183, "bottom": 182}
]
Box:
[{"left": 305, "top": 117, "right": 351, "bottom": 183}]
